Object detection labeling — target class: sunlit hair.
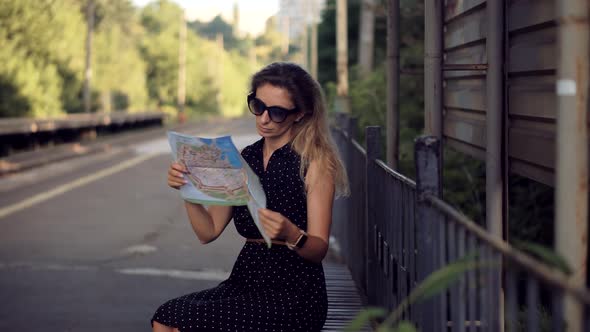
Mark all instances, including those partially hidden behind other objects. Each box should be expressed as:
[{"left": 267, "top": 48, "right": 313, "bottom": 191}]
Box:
[{"left": 250, "top": 62, "right": 350, "bottom": 197}]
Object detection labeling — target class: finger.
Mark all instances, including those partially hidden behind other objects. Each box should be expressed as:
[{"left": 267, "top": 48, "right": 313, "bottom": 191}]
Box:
[
  {"left": 169, "top": 169, "right": 186, "bottom": 180},
  {"left": 258, "top": 209, "right": 280, "bottom": 222},
  {"left": 260, "top": 216, "right": 277, "bottom": 231},
  {"left": 169, "top": 180, "right": 186, "bottom": 187},
  {"left": 258, "top": 208, "right": 278, "bottom": 217},
  {"left": 168, "top": 173, "right": 187, "bottom": 182},
  {"left": 172, "top": 163, "right": 187, "bottom": 173},
  {"left": 261, "top": 225, "right": 274, "bottom": 238},
  {"left": 168, "top": 175, "right": 187, "bottom": 185},
  {"left": 259, "top": 214, "right": 273, "bottom": 226}
]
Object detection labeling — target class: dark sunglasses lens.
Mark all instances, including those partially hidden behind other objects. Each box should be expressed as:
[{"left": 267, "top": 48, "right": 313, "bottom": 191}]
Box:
[
  {"left": 248, "top": 98, "right": 265, "bottom": 115},
  {"left": 268, "top": 108, "right": 288, "bottom": 123}
]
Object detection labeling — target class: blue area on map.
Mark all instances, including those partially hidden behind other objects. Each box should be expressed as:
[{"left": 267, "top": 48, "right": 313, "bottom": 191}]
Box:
[{"left": 199, "top": 136, "right": 242, "bottom": 168}]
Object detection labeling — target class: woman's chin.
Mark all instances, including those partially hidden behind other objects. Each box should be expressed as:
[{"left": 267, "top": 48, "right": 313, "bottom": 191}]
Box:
[{"left": 257, "top": 128, "right": 273, "bottom": 137}]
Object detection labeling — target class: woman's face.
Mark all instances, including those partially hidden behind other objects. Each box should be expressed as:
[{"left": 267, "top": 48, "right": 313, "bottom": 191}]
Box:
[{"left": 253, "top": 83, "right": 303, "bottom": 142}]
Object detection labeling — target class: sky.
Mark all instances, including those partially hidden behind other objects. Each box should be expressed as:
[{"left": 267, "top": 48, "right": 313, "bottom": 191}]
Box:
[{"left": 132, "top": 0, "right": 280, "bottom": 36}]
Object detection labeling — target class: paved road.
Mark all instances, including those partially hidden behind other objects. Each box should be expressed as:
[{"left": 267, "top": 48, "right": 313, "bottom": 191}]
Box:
[{"left": 0, "top": 117, "right": 261, "bottom": 331}]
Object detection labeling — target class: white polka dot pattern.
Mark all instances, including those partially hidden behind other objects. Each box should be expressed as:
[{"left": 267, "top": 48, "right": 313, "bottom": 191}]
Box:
[{"left": 151, "top": 138, "right": 328, "bottom": 331}]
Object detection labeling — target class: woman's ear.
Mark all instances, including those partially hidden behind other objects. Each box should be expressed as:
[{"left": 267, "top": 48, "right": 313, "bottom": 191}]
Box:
[{"left": 294, "top": 111, "right": 305, "bottom": 123}]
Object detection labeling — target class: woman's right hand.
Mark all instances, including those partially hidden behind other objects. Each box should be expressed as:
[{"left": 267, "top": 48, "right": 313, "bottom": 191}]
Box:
[{"left": 168, "top": 162, "right": 188, "bottom": 190}]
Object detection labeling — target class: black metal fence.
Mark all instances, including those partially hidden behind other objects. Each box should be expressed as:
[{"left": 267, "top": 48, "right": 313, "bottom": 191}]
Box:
[{"left": 330, "top": 114, "right": 590, "bottom": 331}]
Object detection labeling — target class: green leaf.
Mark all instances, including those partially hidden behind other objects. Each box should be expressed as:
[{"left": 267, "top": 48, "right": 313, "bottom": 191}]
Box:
[
  {"left": 344, "top": 307, "right": 386, "bottom": 332},
  {"left": 394, "top": 321, "right": 418, "bottom": 332},
  {"left": 413, "top": 254, "right": 480, "bottom": 303},
  {"left": 375, "top": 321, "right": 418, "bottom": 332},
  {"left": 512, "top": 240, "right": 572, "bottom": 275},
  {"left": 382, "top": 253, "right": 497, "bottom": 326}
]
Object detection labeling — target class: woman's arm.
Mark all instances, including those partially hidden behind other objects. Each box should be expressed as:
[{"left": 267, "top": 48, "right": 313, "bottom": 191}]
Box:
[
  {"left": 184, "top": 203, "right": 233, "bottom": 244},
  {"left": 258, "top": 160, "right": 335, "bottom": 263},
  {"left": 168, "top": 162, "right": 233, "bottom": 244}
]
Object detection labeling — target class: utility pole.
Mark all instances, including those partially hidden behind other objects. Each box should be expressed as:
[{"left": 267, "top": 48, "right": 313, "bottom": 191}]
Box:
[
  {"left": 83, "top": 0, "right": 94, "bottom": 113},
  {"left": 282, "top": 16, "right": 290, "bottom": 56},
  {"left": 386, "top": 0, "right": 399, "bottom": 168},
  {"left": 336, "top": 0, "right": 350, "bottom": 113},
  {"left": 301, "top": 0, "right": 309, "bottom": 70},
  {"left": 216, "top": 33, "right": 224, "bottom": 112},
  {"left": 300, "top": 19, "right": 309, "bottom": 70},
  {"left": 358, "top": 0, "right": 375, "bottom": 78},
  {"left": 555, "top": 0, "right": 588, "bottom": 329},
  {"left": 310, "top": 0, "right": 318, "bottom": 79},
  {"left": 177, "top": 11, "right": 187, "bottom": 124}
]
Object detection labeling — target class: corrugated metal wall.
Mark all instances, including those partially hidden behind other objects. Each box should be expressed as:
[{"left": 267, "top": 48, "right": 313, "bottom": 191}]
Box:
[
  {"left": 507, "top": 0, "right": 556, "bottom": 186},
  {"left": 443, "top": 0, "right": 488, "bottom": 160},
  {"left": 442, "top": 0, "right": 558, "bottom": 186}
]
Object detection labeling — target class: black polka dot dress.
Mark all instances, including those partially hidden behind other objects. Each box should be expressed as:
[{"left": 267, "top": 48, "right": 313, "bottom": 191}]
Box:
[{"left": 151, "top": 138, "right": 328, "bottom": 331}]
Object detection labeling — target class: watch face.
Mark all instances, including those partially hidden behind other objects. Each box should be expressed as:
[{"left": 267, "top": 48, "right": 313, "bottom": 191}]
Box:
[{"left": 296, "top": 233, "right": 308, "bottom": 248}]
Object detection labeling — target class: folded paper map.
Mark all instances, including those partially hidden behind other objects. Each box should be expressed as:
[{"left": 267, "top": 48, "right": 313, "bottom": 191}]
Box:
[{"left": 167, "top": 131, "right": 270, "bottom": 247}]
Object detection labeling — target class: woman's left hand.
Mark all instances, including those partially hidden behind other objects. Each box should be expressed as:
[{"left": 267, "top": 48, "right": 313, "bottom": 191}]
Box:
[{"left": 258, "top": 208, "right": 298, "bottom": 240}]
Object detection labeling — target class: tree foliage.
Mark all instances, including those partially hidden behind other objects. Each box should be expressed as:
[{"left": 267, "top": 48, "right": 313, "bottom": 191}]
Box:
[
  {"left": 0, "top": 0, "right": 276, "bottom": 119},
  {"left": 0, "top": 0, "right": 85, "bottom": 117}
]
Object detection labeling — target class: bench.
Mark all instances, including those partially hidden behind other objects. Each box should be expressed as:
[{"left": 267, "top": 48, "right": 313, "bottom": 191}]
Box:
[{"left": 322, "top": 263, "right": 372, "bottom": 331}]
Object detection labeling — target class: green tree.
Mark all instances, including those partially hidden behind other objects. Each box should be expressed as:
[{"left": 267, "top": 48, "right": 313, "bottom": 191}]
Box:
[
  {"left": 253, "top": 16, "right": 285, "bottom": 64},
  {"left": 0, "top": 0, "right": 86, "bottom": 117},
  {"left": 92, "top": 0, "right": 149, "bottom": 112},
  {"left": 140, "top": 0, "right": 183, "bottom": 107}
]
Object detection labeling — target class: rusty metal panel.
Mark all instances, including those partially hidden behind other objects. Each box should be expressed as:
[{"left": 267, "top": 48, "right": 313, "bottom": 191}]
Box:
[
  {"left": 444, "top": 44, "right": 487, "bottom": 78},
  {"left": 508, "top": 76, "right": 556, "bottom": 119},
  {"left": 445, "top": 6, "right": 487, "bottom": 50},
  {"left": 508, "top": 0, "right": 555, "bottom": 32},
  {"left": 445, "top": 138, "right": 486, "bottom": 161},
  {"left": 511, "top": 160, "right": 554, "bottom": 186},
  {"left": 443, "top": 109, "right": 486, "bottom": 148},
  {"left": 445, "top": 43, "right": 486, "bottom": 65},
  {"left": 442, "top": 1, "right": 487, "bottom": 163},
  {"left": 445, "top": 0, "right": 486, "bottom": 21},
  {"left": 440, "top": 0, "right": 570, "bottom": 187},
  {"left": 509, "top": 27, "right": 556, "bottom": 73},
  {"left": 508, "top": 118, "right": 555, "bottom": 186},
  {"left": 509, "top": 120, "right": 555, "bottom": 169},
  {"left": 444, "top": 78, "right": 486, "bottom": 112},
  {"left": 506, "top": 0, "right": 558, "bottom": 186}
]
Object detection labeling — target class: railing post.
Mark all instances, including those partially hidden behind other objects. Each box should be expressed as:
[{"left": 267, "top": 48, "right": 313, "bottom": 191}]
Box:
[
  {"left": 331, "top": 112, "right": 348, "bottom": 260},
  {"left": 414, "top": 135, "right": 445, "bottom": 331},
  {"left": 365, "top": 126, "right": 381, "bottom": 305},
  {"left": 347, "top": 116, "right": 358, "bottom": 143}
]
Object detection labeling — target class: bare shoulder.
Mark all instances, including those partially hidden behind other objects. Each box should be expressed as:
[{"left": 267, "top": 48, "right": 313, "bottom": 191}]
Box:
[{"left": 305, "top": 159, "right": 335, "bottom": 194}]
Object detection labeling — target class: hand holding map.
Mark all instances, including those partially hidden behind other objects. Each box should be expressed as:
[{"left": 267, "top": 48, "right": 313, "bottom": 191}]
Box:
[{"left": 167, "top": 131, "right": 270, "bottom": 247}]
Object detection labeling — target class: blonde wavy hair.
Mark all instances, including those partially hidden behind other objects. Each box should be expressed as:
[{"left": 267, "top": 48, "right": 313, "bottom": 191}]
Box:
[{"left": 250, "top": 62, "right": 349, "bottom": 197}]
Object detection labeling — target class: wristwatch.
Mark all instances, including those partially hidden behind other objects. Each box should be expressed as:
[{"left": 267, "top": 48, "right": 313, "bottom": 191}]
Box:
[{"left": 286, "top": 229, "right": 308, "bottom": 250}]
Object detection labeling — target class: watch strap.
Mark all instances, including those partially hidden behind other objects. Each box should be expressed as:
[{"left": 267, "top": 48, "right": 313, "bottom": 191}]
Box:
[{"left": 286, "top": 229, "right": 308, "bottom": 250}]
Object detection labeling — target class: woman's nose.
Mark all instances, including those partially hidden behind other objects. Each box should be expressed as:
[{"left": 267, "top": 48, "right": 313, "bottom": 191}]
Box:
[{"left": 260, "top": 109, "right": 271, "bottom": 123}]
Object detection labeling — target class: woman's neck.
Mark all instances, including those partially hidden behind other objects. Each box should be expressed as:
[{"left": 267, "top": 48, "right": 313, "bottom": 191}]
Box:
[{"left": 263, "top": 134, "right": 292, "bottom": 156}]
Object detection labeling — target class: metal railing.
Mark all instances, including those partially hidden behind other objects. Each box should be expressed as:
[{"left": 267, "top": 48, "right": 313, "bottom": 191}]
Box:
[
  {"left": 0, "top": 111, "right": 164, "bottom": 156},
  {"left": 330, "top": 114, "right": 590, "bottom": 331}
]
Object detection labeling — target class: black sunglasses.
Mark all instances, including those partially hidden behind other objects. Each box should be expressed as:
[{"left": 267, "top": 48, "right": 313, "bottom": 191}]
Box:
[{"left": 247, "top": 93, "right": 298, "bottom": 123}]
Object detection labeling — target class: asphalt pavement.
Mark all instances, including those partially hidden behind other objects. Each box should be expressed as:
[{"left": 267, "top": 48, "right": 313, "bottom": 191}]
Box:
[{"left": 0, "top": 117, "right": 262, "bottom": 331}]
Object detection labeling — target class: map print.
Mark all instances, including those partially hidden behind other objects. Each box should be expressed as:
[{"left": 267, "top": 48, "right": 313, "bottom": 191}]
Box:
[
  {"left": 177, "top": 143, "right": 248, "bottom": 203},
  {"left": 167, "top": 131, "right": 270, "bottom": 247}
]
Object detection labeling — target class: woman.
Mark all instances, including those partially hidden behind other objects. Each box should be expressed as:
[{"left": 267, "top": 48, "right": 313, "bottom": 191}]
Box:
[{"left": 152, "top": 62, "right": 349, "bottom": 332}]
